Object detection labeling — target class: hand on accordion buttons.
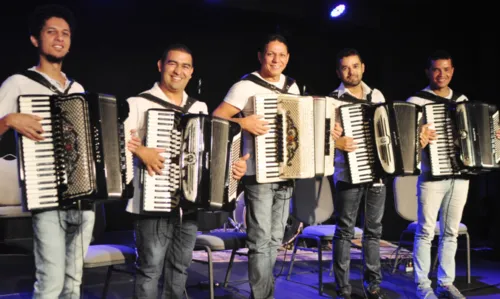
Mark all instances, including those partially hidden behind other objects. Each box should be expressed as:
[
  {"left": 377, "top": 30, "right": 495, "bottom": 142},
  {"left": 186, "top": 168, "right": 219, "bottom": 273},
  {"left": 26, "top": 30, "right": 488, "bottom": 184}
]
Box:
[
  {"left": 331, "top": 122, "right": 343, "bottom": 141},
  {"left": 335, "top": 136, "right": 357, "bottom": 152},
  {"left": 420, "top": 123, "right": 437, "bottom": 147},
  {"left": 232, "top": 153, "right": 250, "bottom": 180},
  {"left": 242, "top": 114, "right": 270, "bottom": 136},
  {"left": 496, "top": 129, "right": 500, "bottom": 140},
  {"left": 6, "top": 113, "right": 44, "bottom": 141}
]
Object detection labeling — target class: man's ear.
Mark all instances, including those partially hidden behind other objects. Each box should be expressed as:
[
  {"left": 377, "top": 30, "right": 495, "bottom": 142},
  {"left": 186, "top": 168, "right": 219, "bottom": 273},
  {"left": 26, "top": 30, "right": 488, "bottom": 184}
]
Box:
[
  {"left": 157, "top": 60, "right": 162, "bottom": 73},
  {"left": 30, "top": 35, "right": 39, "bottom": 48}
]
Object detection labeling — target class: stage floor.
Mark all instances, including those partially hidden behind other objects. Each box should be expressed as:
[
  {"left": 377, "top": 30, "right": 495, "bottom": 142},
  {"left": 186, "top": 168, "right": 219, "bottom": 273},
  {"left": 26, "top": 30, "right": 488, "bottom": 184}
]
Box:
[{"left": 1, "top": 232, "right": 500, "bottom": 298}]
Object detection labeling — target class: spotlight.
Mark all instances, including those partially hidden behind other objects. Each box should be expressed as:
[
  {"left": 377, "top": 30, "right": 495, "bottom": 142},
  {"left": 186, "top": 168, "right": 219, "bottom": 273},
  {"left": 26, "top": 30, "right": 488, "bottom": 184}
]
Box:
[{"left": 330, "top": 4, "right": 346, "bottom": 18}]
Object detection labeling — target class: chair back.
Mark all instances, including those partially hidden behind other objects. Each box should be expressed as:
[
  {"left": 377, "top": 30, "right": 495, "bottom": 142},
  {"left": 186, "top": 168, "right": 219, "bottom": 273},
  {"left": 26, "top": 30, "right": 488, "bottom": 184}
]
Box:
[
  {"left": 393, "top": 175, "right": 419, "bottom": 221},
  {"left": 291, "top": 176, "right": 334, "bottom": 225}
]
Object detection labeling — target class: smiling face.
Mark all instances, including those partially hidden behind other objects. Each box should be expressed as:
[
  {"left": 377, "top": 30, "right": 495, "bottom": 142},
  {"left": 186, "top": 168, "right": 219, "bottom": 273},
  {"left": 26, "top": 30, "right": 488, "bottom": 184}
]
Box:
[
  {"left": 30, "top": 17, "right": 71, "bottom": 63},
  {"left": 157, "top": 49, "right": 194, "bottom": 93},
  {"left": 258, "top": 40, "right": 290, "bottom": 81},
  {"left": 336, "top": 54, "right": 365, "bottom": 88},
  {"left": 425, "top": 58, "right": 454, "bottom": 90}
]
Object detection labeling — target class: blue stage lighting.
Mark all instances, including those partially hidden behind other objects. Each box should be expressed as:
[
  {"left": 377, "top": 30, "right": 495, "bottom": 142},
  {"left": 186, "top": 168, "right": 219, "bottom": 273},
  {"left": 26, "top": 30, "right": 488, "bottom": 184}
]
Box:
[{"left": 330, "top": 4, "right": 346, "bottom": 18}]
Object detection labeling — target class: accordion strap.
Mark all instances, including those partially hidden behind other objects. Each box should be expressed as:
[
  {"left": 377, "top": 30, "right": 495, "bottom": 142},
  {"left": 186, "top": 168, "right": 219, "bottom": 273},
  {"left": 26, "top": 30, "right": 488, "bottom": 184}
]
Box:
[
  {"left": 413, "top": 90, "right": 464, "bottom": 104},
  {"left": 329, "top": 90, "right": 374, "bottom": 105},
  {"left": 240, "top": 73, "right": 296, "bottom": 94},
  {"left": 137, "top": 93, "right": 198, "bottom": 113},
  {"left": 18, "top": 70, "right": 74, "bottom": 95}
]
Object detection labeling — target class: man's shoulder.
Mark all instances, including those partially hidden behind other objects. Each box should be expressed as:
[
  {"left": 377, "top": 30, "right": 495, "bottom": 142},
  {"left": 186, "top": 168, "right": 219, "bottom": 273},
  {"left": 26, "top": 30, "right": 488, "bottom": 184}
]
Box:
[{"left": 1, "top": 74, "right": 27, "bottom": 88}]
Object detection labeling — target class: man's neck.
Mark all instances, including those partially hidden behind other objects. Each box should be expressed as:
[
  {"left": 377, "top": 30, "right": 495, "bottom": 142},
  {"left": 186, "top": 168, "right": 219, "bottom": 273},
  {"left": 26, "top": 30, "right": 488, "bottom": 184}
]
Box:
[
  {"left": 36, "top": 57, "right": 66, "bottom": 86},
  {"left": 159, "top": 84, "right": 183, "bottom": 106},
  {"left": 258, "top": 70, "right": 280, "bottom": 82},
  {"left": 430, "top": 86, "right": 451, "bottom": 98},
  {"left": 345, "top": 84, "right": 364, "bottom": 99}
]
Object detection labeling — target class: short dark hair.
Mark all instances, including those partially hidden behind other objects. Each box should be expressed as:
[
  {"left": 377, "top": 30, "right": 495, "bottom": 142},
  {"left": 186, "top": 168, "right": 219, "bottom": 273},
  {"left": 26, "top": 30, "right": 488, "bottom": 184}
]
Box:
[
  {"left": 160, "top": 43, "right": 193, "bottom": 65},
  {"left": 258, "top": 34, "right": 289, "bottom": 54},
  {"left": 29, "top": 4, "right": 76, "bottom": 40},
  {"left": 426, "top": 50, "right": 453, "bottom": 69},
  {"left": 335, "top": 48, "right": 363, "bottom": 69}
]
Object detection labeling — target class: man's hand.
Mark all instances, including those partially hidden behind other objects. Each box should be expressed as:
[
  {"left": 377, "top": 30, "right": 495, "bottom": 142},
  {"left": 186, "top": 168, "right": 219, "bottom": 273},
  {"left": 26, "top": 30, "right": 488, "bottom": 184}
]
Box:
[
  {"left": 240, "top": 114, "right": 269, "bottom": 136},
  {"left": 127, "top": 129, "right": 141, "bottom": 154},
  {"left": 496, "top": 129, "right": 500, "bottom": 140},
  {"left": 5, "top": 113, "right": 44, "bottom": 141},
  {"left": 420, "top": 123, "right": 437, "bottom": 148},
  {"left": 232, "top": 153, "right": 250, "bottom": 180},
  {"left": 135, "top": 146, "right": 166, "bottom": 177},
  {"left": 335, "top": 136, "right": 357, "bottom": 152},
  {"left": 331, "top": 122, "right": 343, "bottom": 141}
]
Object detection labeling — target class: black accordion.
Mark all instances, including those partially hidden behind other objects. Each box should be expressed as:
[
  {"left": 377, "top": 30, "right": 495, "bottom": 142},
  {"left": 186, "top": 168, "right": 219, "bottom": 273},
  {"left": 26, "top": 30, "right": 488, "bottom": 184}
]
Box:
[
  {"left": 140, "top": 109, "right": 241, "bottom": 214},
  {"left": 339, "top": 101, "right": 421, "bottom": 184},
  {"left": 17, "top": 93, "right": 133, "bottom": 211},
  {"left": 423, "top": 101, "right": 500, "bottom": 177}
]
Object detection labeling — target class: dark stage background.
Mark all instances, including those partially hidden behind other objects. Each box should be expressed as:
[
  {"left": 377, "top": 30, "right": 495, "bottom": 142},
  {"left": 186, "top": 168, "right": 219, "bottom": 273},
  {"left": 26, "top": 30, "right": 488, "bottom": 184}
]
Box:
[{"left": 1, "top": 0, "right": 499, "bottom": 253}]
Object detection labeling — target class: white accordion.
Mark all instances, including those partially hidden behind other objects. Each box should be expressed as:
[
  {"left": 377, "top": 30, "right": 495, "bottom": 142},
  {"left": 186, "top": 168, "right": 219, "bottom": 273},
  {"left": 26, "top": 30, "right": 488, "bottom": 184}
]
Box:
[{"left": 252, "top": 94, "right": 336, "bottom": 183}]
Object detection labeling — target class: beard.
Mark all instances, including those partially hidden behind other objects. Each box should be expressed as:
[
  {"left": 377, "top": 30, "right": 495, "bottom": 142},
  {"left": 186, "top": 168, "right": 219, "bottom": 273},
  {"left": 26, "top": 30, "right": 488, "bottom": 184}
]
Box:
[{"left": 43, "top": 53, "right": 65, "bottom": 63}]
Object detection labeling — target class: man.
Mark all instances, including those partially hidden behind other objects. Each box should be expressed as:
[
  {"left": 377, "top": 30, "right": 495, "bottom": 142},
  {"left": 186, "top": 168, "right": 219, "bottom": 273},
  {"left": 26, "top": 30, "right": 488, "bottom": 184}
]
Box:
[
  {"left": 0, "top": 4, "right": 93, "bottom": 298},
  {"left": 329, "top": 48, "right": 387, "bottom": 299},
  {"left": 408, "top": 50, "right": 500, "bottom": 299},
  {"left": 211, "top": 34, "right": 300, "bottom": 299},
  {"left": 125, "top": 43, "right": 249, "bottom": 299}
]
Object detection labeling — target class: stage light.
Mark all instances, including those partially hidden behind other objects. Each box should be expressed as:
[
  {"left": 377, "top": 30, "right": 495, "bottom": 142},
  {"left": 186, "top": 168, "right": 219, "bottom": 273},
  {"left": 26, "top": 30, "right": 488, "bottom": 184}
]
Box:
[{"left": 330, "top": 4, "right": 346, "bottom": 18}]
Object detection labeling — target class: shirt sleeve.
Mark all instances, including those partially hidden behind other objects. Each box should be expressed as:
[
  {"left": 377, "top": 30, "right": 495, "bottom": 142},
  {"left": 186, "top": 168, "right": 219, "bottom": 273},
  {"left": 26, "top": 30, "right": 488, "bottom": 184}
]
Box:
[
  {"left": 406, "top": 96, "right": 425, "bottom": 106},
  {"left": 223, "top": 82, "right": 249, "bottom": 111},
  {"left": 0, "top": 76, "right": 22, "bottom": 119}
]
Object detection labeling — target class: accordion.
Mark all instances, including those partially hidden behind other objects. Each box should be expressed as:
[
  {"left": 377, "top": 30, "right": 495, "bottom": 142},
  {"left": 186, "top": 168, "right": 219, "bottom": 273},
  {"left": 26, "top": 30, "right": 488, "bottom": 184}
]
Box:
[
  {"left": 17, "top": 93, "right": 133, "bottom": 211},
  {"left": 140, "top": 109, "right": 241, "bottom": 213},
  {"left": 339, "top": 101, "right": 421, "bottom": 184},
  {"left": 252, "top": 94, "right": 336, "bottom": 183},
  {"left": 423, "top": 101, "right": 500, "bottom": 177}
]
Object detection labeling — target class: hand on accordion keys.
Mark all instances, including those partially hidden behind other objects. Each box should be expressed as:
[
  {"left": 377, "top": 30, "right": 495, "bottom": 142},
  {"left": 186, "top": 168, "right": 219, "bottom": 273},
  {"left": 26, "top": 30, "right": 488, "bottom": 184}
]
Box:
[
  {"left": 232, "top": 153, "right": 250, "bottom": 180},
  {"left": 336, "top": 135, "right": 358, "bottom": 152},
  {"left": 331, "top": 122, "right": 343, "bottom": 141},
  {"left": 4, "top": 113, "right": 45, "bottom": 141},
  {"left": 241, "top": 114, "right": 270, "bottom": 136},
  {"left": 496, "top": 129, "right": 500, "bottom": 140},
  {"left": 127, "top": 129, "right": 166, "bottom": 176},
  {"left": 420, "top": 123, "right": 438, "bottom": 148}
]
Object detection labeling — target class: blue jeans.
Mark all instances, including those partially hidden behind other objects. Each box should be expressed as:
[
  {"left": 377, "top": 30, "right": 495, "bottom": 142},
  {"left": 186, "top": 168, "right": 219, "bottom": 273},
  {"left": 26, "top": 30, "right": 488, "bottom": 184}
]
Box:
[
  {"left": 243, "top": 176, "right": 293, "bottom": 299},
  {"left": 333, "top": 180, "right": 386, "bottom": 295},
  {"left": 32, "top": 209, "right": 95, "bottom": 299},
  {"left": 133, "top": 212, "right": 198, "bottom": 299},
  {"left": 413, "top": 177, "right": 469, "bottom": 291}
]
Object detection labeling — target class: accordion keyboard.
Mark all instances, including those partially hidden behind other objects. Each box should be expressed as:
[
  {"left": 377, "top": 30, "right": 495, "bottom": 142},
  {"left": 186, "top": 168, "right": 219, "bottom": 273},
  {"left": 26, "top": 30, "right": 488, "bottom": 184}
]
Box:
[
  {"left": 424, "top": 103, "right": 460, "bottom": 176},
  {"left": 143, "top": 110, "right": 182, "bottom": 212},
  {"left": 340, "top": 104, "right": 376, "bottom": 184},
  {"left": 18, "top": 96, "right": 59, "bottom": 210}
]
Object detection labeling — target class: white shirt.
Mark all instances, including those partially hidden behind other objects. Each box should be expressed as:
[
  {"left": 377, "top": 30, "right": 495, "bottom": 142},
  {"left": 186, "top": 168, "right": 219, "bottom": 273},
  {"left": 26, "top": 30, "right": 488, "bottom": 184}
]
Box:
[
  {"left": 406, "top": 86, "right": 468, "bottom": 176},
  {"left": 0, "top": 66, "right": 84, "bottom": 123},
  {"left": 125, "top": 82, "right": 209, "bottom": 214},
  {"left": 331, "top": 81, "right": 386, "bottom": 185},
  {"left": 222, "top": 71, "right": 300, "bottom": 176}
]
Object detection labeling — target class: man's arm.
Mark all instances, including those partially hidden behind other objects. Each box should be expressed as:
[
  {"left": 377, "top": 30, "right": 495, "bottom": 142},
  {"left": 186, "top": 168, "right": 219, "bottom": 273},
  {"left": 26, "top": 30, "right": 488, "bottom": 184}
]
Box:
[
  {"left": 213, "top": 102, "right": 269, "bottom": 136},
  {"left": 0, "top": 76, "right": 44, "bottom": 140}
]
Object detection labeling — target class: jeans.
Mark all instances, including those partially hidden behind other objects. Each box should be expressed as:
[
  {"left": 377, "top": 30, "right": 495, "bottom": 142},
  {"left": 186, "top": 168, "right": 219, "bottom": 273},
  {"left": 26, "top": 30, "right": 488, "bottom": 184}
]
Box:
[
  {"left": 133, "top": 212, "right": 198, "bottom": 299},
  {"left": 333, "top": 180, "right": 386, "bottom": 295},
  {"left": 413, "top": 178, "right": 469, "bottom": 291},
  {"left": 243, "top": 176, "right": 293, "bottom": 299},
  {"left": 32, "top": 209, "right": 95, "bottom": 299}
]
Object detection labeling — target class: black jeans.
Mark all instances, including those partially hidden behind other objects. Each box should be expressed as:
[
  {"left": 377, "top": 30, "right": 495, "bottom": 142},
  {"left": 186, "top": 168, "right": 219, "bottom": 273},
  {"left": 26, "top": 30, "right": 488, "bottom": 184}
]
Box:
[
  {"left": 133, "top": 212, "right": 198, "bottom": 299},
  {"left": 333, "top": 181, "right": 386, "bottom": 295}
]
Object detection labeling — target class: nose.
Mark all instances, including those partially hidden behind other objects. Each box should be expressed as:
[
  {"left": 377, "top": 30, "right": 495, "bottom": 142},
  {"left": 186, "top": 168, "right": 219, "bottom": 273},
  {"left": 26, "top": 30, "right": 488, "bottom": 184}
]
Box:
[{"left": 272, "top": 54, "right": 278, "bottom": 63}]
